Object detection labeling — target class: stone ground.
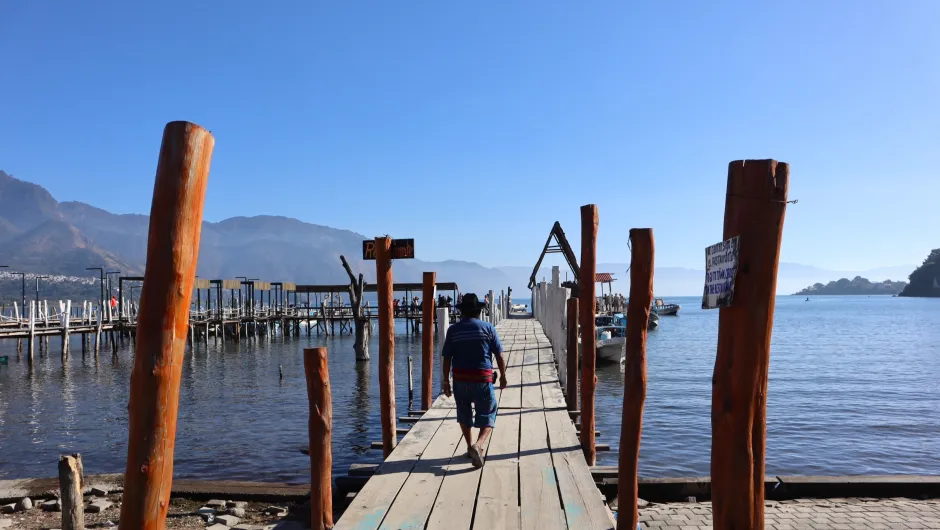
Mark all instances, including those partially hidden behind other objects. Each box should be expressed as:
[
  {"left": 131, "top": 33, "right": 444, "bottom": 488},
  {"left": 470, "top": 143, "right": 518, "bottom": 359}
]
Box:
[
  {"left": 0, "top": 496, "right": 311, "bottom": 530},
  {"left": 638, "top": 497, "right": 940, "bottom": 529}
]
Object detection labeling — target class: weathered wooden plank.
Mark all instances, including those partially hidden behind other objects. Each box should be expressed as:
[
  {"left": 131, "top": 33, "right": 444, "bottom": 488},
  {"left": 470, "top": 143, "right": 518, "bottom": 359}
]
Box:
[
  {"left": 379, "top": 412, "right": 464, "bottom": 530},
  {"left": 520, "top": 410, "right": 567, "bottom": 530},
  {"left": 472, "top": 409, "right": 521, "bottom": 529},
  {"left": 545, "top": 409, "right": 615, "bottom": 530},
  {"left": 334, "top": 400, "right": 452, "bottom": 530},
  {"left": 521, "top": 359, "right": 543, "bottom": 409}
]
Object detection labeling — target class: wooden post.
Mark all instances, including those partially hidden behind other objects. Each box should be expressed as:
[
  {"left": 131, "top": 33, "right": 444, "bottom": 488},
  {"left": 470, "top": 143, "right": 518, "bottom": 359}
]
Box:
[
  {"left": 407, "top": 355, "right": 414, "bottom": 400},
  {"left": 303, "top": 347, "right": 333, "bottom": 530},
  {"left": 618, "top": 228, "right": 654, "bottom": 530},
  {"left": 566, "top": 297, "right": 579, "bottom": 412},
  {"left": 59, "top": 453, "right": 84, "bottom": 530},
  {"left": 579, "top": 204, "right": 598, "bottom": 465},
  {"left": 375, "top": 236, "right": 397, "bottom": 457},
  {"left": 711, "top": 160, "right": 789, "bottom": 530},
  {"left": 421, "top": 271, "right": 436, "bottom": 410},
  {"left": 28, "top": 301, "right": 35, "bottom": 364},
  {"left": 119, "top": 121, "right": 214, "bottom": 530}
]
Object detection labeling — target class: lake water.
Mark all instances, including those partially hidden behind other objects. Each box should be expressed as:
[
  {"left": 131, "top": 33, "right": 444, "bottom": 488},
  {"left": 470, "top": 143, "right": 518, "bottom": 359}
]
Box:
[{"left": 1, "top": 295, "right": 938, "bottom": 482}]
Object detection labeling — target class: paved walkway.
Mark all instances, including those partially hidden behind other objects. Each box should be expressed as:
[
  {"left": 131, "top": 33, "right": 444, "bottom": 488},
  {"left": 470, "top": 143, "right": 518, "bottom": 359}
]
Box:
[
  {"left": 640, "top": 497, "right": 940, "bottom": 529},
  {"left": 335, "top": 318, "right": 616, "bottom": 530}
]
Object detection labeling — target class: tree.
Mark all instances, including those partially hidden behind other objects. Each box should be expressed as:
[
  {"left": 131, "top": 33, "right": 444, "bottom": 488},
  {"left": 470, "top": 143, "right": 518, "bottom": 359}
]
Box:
[{"left": 340, "top": 255, "right": 370, "bottom": 361}]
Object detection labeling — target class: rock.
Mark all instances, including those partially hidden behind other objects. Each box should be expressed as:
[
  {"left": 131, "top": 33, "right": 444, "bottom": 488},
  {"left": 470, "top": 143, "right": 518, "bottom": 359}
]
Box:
[
  {"left": 226, "top": 500, "right": 248, "bottom": 509},
  {"left": 42, "top": 498, "right": 61, "bottom": 512},
  {"left": 263, "top": 506, "right": 288, "bottom": 516},
  {"left": 196, "top": 506, "right": 217, "bottom": 515},
  {"left": 207, "top": 524, "right": 230, "bottom": 530},
  {"left": 86, "top": 499, "right": 113, "bottom": 513},
  {"left": 215, "top": 514, "right": 241, "bottom": 526},
  {"left": 90, "top": 487, "right": 109, "bottom": 497},
  {"left": 227, "top": 507, "right": 246, "bottom": 517},
  {"left": 0, "top": 519, "right": 11, "bottom": 529},
  {"left": 14, "top": 497, "right": 32, "bottom": 511},
  {"left": 637, "top": 498, "right": 649, "bottom": 508},
  {"left": 0, "top": 504, "right": 14, "bottom": 514},
  {"left": 233, "top": 525, "right": 261, "bottom": 530},
  {"left": 206, "top": 499, "right": 228, "bottom": 508}
]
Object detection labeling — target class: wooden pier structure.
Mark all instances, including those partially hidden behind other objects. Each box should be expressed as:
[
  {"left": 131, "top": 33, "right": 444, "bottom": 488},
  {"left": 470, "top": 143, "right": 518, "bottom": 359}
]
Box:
[{"left": 334, "top": 317, "right": 616, "bottom": 530}]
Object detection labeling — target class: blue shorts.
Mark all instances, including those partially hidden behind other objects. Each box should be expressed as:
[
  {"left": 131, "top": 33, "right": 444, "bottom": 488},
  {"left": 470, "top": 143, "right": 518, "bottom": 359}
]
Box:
[{"left": 453, "top": 381, "right": 497, "bottom": 428}]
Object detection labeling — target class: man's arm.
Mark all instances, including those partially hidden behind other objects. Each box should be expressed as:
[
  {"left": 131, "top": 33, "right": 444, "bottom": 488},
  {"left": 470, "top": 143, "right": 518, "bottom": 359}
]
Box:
[
  {"left": 441, "top": 330, "right": 453, "bottom": 397},
  {"left": 494, "top": 353, "right": 508, "bottom": 389}
]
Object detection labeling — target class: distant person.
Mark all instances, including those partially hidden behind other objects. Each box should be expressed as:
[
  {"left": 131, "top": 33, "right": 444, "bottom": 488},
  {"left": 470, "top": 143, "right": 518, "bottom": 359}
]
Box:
[{"left": 441, "top": 293, "right": 507, "bottom": 468}]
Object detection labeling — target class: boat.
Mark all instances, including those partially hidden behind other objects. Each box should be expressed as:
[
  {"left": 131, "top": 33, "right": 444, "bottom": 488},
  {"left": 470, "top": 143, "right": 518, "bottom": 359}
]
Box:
[
  {"left": 653, "top": 298, "right": 680, "bottom": 316},
  {"left": 578, "top": 312, "right": 658, "bottom": 364}
]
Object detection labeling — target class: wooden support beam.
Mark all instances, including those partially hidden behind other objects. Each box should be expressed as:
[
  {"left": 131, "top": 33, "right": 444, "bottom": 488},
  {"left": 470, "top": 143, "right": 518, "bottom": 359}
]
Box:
[
  {"left": 375, "top": 236, "right": 397, "bottom": 458},
  {"left": 566, "top": 297, "right": 579, "bottom": 412},
  {"left": 304, "top": 347, "right": 333, "bottom": 530},
  {"left": 119, "top": 121, "right": 214, "bottom": 530},
  {"left": 711, "top": 160, "right": 789, "bottom": 530},
  {"left": 579, "top": 204, "right": 598, "bottom": 465},
  {"left": 421, "top": 271, "right": 436, "bottom": 410},
  {"left": 618, "top": 228, "right": 654, "bottom": 530}
]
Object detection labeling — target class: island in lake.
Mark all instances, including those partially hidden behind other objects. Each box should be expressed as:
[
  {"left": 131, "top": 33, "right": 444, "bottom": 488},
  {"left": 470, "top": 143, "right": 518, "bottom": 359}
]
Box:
[
  {"left": 794, "top": 276, "right": 907, "bottom": 296},
  {"left": 898, "top": 248, "right": 940, "bottom": 297}
]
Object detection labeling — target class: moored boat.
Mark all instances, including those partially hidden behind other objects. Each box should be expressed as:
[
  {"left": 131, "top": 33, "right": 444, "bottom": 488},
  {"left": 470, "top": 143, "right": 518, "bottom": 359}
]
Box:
[{"left": 653, "top": 298, "right": 680, "bottom": 316}]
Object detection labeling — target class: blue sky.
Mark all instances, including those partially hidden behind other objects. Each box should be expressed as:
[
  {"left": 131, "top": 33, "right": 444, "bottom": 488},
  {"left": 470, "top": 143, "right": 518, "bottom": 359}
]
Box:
[{"left": 1, "top": 1, "right": 937, "bottom": 270}]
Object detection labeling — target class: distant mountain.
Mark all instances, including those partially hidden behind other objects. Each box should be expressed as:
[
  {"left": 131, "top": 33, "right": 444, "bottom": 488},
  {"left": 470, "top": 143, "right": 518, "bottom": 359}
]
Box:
[
  {"left": 0, "top": 169, "right": 513, "bottom": 294},
  {"left": 793, "top": 276, "right": 907, "bottom": 296},
  {"left": 898, "top": 249, "right": 940, "bottom": 298}
]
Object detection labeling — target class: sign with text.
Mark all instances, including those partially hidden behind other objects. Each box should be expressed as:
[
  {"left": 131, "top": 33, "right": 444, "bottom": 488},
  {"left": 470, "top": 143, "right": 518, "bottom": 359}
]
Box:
[
  {"left": 702, "top": 236, "right": 739, "bottom": 309},
  {"left": 362, "top": 238, "right": 415, "bottom": 260}
]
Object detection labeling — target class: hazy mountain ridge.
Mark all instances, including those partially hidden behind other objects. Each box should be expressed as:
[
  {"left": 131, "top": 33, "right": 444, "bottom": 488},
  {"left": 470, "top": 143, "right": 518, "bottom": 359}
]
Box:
[{"left": 0, "top": 169, "right": 919, "bottom": 296}]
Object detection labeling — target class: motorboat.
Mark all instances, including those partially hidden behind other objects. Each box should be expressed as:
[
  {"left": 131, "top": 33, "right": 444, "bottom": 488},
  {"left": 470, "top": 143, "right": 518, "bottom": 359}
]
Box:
[{"left": 653, "top": 298, "right": 680, "bottom": 316}]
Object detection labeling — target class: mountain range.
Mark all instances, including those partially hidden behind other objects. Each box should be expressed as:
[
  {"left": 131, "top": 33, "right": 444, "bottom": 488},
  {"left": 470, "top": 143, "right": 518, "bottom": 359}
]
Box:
[{"left": 0, "top": 170, "right": 918, "bottom": 296}]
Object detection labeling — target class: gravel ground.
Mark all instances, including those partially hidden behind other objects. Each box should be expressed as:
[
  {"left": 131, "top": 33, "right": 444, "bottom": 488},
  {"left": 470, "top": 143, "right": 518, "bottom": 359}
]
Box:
[{"left": 0, "top": 495, "right": 308, "bottom": 529}]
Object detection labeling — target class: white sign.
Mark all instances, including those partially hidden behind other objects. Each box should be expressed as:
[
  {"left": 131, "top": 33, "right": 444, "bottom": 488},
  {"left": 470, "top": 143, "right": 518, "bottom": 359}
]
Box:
[{"left": 702, "top": 236, "right": 739, "bottom": 309}]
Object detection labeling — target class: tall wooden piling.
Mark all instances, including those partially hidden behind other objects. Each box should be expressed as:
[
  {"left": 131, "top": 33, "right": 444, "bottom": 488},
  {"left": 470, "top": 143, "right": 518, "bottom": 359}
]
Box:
[
  {"left": 421, "top": 271, "right": 436, "bottom": 410},
  {"left": 578, "top": 204, "right": 598, "bottom": 465},
  {"left": 27, "top": 301, "right": 35, "bottom": 364},
  {"left": 566, "top": 297, "right": 579, "bottom": 412},
  {"left": 58, "top": 453, "right": 84, "bottom": 530},
  {"left": 711, "top": 160, "right": 789, "bottom": 530},
  {"left": 618, "top": 228, "right": 654, "bottom": 530},
  {"left": 375, "top": 236, "right": 397, "bottom": 457},
  {"left": 119, "top": 121, "right": 214, "bottom": 530},
  {"left": 303, "top": 347, "right": 333, "bottom": 530}
]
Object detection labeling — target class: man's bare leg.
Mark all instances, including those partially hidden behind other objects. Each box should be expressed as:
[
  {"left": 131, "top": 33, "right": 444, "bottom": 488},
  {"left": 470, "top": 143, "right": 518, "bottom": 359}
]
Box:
[
  {"left": 475, "top": 426, "right": 493, "bottom": 448},
  {"left": 460, "top": 424, "right": 473, "bottom": 453}
]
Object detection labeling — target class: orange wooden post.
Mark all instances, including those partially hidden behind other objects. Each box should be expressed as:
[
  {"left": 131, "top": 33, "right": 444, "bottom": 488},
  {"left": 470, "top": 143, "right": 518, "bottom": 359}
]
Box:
[
  {"left": 421, "top": 271, "right": 436, "bottom": 410},
  {"left": 304, "top": 347, "right": 333, "bottom": 530},
  {"left": 618, "top": 228, "right": 654, "bottom": 530},
  {"left": 565, "top": 297, "right": 579, "bottom": 412},
  {"left": 711, "top": 160, "right": 789, "bottom": 530},
  {"left": 578, "top": 204, "right": 598, "bottom": 465},
  {"left": 375, "top": 236, "right": 397, "bottom": 457},
  {"left": 119, "top": 121, "right": 214, "bottom": 530}
]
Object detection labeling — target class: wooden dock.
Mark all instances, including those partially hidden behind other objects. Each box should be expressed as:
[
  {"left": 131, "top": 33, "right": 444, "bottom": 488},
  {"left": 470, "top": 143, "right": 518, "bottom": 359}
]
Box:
[{"left": 335, "top": 317, "right": 616, "bottom": 530}]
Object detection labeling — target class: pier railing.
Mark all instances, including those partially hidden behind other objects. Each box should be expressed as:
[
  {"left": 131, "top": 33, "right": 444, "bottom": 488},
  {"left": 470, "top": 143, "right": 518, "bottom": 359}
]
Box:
[{"left": 532, "top": 267, "right": 572, "bottom": 388}]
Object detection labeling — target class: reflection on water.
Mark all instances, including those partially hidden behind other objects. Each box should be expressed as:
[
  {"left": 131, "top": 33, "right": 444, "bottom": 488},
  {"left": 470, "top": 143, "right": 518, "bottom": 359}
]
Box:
[{"left": 1, "top": 297, "right": 939, "bottom": 482}]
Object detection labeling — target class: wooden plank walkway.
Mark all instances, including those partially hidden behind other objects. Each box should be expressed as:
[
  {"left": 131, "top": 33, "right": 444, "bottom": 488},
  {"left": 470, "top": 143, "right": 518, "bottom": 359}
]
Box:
[{"left": 336, "top": 318, "right": 616, "bottom": 530}]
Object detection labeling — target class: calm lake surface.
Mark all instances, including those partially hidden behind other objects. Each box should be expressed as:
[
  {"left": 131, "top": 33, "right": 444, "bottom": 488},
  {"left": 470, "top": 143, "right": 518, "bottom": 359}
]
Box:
[{"left": 1, "top": 295, "right": 938, "bottom": 482}]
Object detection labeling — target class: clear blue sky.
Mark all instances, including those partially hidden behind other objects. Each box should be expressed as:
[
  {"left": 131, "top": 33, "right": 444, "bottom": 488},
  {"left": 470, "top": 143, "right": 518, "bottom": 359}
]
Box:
[{"left": 1, "top": 1, "right": 937, "bottom": 270}]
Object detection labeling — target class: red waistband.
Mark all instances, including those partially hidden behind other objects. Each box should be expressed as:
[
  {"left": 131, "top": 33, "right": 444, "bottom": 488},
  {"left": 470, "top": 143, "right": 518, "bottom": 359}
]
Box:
[{"left": 452, "top": 368, "right": 494, "bottom": 383}]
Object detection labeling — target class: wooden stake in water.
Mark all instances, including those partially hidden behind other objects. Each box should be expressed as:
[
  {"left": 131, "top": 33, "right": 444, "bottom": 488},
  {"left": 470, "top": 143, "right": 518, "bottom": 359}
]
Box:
[
  {"left": 119, "top": 121, "right": 214, "bottom": 530},
  {"left": 421, "top": 271, "right": 436, "bottom": 410},
  {"left": 375, "top": 236, "right": 397, "bottom": 458},
  {"left": 579, "top": 204, "right": 598, "bottom": 465},
  {"left": 304, "top": 347, "right": 333, "bottom": 530}
]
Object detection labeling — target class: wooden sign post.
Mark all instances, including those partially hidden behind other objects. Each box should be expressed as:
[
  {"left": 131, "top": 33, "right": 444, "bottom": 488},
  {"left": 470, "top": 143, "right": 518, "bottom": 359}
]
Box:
[
  {"left": 711, "top": 160, "right": 789, "bottom": 530},
  {"left": 618, "top": 228, "right": 654, "bottom": 530},
  {"left": 120, "top": 121, "right": 214, "bottom": 530},
  {"left": 368, "top": 236, "right": 415, "bottom": 458},
  {"left": 579, "top": 204, "right": 598, "bottom": 465}
]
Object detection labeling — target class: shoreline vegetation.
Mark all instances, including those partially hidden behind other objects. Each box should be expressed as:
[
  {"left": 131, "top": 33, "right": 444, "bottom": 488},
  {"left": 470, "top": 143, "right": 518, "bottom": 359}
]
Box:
[
  {"left": 899, "top": 248, "right": 940, "bottom": 298},
  {"left": 793, "top": 276, "right": 907, "bottom": 296}
]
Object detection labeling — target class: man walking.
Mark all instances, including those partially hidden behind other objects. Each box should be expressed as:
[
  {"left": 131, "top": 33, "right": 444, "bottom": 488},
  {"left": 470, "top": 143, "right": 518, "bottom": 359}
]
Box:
[{"left": 441, "top": 293, "right": 508, "bottom": 468}]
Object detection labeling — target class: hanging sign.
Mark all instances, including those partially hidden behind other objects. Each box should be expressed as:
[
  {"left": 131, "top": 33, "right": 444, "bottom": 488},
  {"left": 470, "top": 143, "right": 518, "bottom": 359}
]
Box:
[
  {"left": 362, "top": 238, "right": 415, "bottom": 260},
  {"left": 702, "top": 236, "right": 739, "bottom": 309}
]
